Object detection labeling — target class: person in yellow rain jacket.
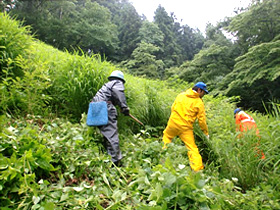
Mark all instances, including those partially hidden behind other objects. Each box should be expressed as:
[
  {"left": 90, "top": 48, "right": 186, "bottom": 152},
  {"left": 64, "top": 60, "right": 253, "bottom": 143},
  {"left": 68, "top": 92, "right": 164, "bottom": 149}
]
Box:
[
  {"left": 234, "top": 108, "right": 265, "bottom": 159},
  {"left": 162, "top": 82, "right": 209, "bottom": 172}
]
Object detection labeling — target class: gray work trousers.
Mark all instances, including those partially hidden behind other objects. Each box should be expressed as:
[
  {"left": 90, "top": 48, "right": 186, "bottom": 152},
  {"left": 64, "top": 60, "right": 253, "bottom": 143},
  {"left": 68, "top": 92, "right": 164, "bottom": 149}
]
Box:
[{"left": 98, "top": 104, "right": 122, "bottom": 163}]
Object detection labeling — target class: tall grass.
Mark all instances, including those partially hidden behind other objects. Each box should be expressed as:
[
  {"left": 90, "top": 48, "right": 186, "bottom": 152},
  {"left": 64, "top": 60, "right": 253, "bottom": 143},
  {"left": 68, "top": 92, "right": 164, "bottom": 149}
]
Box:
[
  {"left": 0, "top": 54, "right": 52, "bottom": 116},
  {"left": 0, "top": 12, "right": 33, "bottom": 80},
  {"left": 0, "top": 12, "right": 45, "bottom": 116},
  {"left": 193, "top": 95, "right": 268, "bottom": 190},
  {"left": 0, "top": 12, "right": 186, "bottom": 125},
  {"left": 258, "top": 102, "right": 280, "bottom": 191},
  {"left": 116, "top": 76, "right": 181, "bottom": 134},
  {"left": 46, "top": 49, "right": 113, "bottom": 120},
  {"left": 0, "top": 12, "right": 115, "bottom": 120},
  {"left": 218, "top": 131, "right": 264, "bottom": 190}
]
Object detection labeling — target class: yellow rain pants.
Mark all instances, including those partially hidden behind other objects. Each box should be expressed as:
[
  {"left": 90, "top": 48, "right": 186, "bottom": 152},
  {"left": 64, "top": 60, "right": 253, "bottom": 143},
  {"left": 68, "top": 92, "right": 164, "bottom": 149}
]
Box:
[
  {"left": 163, "top": 119, "right": 204, "bottom": 171},
  {"left": 162, "top": 88, "right": 208, "bottom": 172}
]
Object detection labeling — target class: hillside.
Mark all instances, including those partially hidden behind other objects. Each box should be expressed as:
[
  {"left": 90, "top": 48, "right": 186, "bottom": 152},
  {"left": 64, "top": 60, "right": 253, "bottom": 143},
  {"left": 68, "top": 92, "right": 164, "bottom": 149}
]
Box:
[{"left": 1, "top": 12, "right": 280, "bottom": 209}]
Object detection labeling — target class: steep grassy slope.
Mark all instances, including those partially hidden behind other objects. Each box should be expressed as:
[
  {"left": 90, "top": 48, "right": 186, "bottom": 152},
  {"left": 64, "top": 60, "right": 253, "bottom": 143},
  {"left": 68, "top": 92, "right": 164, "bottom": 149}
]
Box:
[{"left": 1, "top": 12, "right": 280, "bottom": 209}]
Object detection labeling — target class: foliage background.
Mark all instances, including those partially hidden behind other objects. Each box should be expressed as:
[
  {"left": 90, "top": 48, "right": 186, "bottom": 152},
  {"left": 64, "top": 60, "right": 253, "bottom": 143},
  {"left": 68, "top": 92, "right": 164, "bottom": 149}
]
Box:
[
  {"left": 1, "top": 1, "right": 280, "bottom": 209},
  {"left": 2, "top": 0, "right": 279, "bottom": 112}
]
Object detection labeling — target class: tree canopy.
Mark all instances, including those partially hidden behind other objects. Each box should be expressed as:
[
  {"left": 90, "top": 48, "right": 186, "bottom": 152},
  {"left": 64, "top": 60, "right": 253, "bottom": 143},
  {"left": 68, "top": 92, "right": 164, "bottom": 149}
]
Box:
[
  {"left": 225, "top": 0, "right": 280, "bottom": 53},
  {"left": 220, "top": 35, "right": 280, "bottom": 111}
]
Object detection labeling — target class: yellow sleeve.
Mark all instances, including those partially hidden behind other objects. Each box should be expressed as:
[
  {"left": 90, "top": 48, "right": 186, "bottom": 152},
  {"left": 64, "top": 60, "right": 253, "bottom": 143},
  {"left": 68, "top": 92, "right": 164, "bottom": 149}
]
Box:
[{"left": 197, "top": 101, "right": 209, "bottom": 135}]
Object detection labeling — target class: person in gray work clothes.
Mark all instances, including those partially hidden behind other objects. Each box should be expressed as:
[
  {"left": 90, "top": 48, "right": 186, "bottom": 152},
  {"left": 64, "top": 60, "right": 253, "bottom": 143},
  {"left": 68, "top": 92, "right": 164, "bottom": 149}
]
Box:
[{"left": 92, "top": 70, "right": 130, "bottom": 167}]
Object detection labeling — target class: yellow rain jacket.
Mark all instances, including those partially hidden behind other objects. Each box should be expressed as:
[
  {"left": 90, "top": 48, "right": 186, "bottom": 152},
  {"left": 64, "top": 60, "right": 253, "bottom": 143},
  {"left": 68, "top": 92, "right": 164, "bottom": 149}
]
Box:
[
  {"left": 163, "top": 88, "right": 208, "bottom": 171},
  {"left": 170, "top": 88, "right": 208, "bottom": 134}
]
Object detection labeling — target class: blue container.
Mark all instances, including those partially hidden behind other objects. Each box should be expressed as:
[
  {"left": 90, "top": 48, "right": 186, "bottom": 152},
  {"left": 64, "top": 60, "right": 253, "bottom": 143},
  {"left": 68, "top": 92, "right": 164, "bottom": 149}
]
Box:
[{"left": 86, "top": 101, "right": 108, "bottom": 126}]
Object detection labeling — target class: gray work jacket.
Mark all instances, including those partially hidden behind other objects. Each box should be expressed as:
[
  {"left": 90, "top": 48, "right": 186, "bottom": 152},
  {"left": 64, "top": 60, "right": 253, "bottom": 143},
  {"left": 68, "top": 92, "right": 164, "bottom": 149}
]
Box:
[{"left": 93, "top": 79, "right": 128, "bottom": 110}]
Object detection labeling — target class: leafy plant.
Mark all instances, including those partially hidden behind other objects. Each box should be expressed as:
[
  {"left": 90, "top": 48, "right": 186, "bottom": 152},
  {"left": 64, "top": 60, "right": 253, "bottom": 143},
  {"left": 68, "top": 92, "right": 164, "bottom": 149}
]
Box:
[{"left": 0, "top": 116, "right": 55, "bottom": 207}]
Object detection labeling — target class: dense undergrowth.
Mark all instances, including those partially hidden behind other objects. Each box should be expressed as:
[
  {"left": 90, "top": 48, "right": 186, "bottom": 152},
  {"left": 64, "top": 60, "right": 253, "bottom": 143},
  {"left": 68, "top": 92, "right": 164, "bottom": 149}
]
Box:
[
  {"left": 1, "top": 111, "right": 280, "bottom": 209},
  {"left": 1, "top": 12, "right": 280, "bottom": 209}
]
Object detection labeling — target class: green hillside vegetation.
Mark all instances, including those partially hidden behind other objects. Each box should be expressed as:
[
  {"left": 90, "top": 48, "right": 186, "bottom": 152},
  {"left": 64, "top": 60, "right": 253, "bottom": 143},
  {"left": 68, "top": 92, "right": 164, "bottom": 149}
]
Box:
[
  {"left": 3, "top": 0, "right": 280, "bottom": 113},
  {"left": 1, "top": 12, "right": 280, "bottom": 209}
]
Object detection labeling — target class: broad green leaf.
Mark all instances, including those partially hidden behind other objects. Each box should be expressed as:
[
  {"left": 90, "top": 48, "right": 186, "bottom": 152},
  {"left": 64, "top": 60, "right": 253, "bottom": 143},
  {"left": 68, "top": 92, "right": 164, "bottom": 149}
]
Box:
[
  {"left": 32, "top": 196, "right": 40, "bottom": 205},
  {"left": 42, "top": 202, "right": 55, "bottom": 210},
  {"left": 60, "top": 194, "right": 69, "bottom": 202}
]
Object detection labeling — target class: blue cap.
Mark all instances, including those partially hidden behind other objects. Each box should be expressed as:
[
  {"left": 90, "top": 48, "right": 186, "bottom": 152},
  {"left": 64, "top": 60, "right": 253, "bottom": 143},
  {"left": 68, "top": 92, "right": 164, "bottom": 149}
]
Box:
[
  {"left": 234, "top": 108, "right": 241, "bottom": 115},
  {"left": 195, "top": 82, "right": 209, "bottom": 94}
]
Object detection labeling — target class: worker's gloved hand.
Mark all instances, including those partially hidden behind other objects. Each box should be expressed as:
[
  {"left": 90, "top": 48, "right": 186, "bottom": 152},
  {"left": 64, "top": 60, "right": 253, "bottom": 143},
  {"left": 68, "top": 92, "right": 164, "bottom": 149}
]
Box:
[{"left": 121, "top": 107, "right": 130, "bottom": 116}]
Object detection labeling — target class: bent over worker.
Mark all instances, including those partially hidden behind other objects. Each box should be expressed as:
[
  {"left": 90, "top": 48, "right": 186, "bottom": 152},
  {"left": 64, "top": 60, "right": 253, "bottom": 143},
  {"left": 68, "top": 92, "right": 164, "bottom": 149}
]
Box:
[
  {"left": 162, "top": 82, "right": 209, "bottom": 172},
  {"left": 92, "top": 70, "right": 130, "bottom": 166},
  {"left": 234, "top": 108, "right": 258, "bottom": 134},
  {"left": 234, "top": 108, "right": 265, "bottom": 159}
]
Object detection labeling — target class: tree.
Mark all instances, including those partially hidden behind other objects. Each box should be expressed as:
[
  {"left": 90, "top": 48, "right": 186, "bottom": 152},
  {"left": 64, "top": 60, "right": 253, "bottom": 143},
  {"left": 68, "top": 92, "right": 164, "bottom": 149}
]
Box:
[
  {"left": 170, "top": 24, "right": 237, "bottom": 90},
  {"left": 73, "top": 1, "right": 119, "bottom": 58},
  {"left": 204, "top": 23, "right": 234, "bottom": 48},
  {"left": 9, "top": 0, "right": 119, "bottom": 59},
  {"left": 178, "top": 25, "right": 205, "bottom": 61},
  {"left": 226, "top": 0, "right": 280, "bottom": 54},
  {"left": 177, "top": 44, "right": 235, "bottom": 90},
  {"left": 9, "top": 0, "right": 75, "bottom": 49},
  {"left": 220, "top": 35, "right": 280, "bottom": 111},
  {"left": 139, "top": 21, "right": 164, "bottom": 48},
  {"left": 122, "top": 21, "right": 165, "bottom": 79},
  {"left": 125, "top": 41, "right": 164, "bottom": 79},
  {"left": 154, "top": 5, "right": 182, "bottom": 67},
  {"left": 112, "top": 1, "right": 142, "bottom": 61}
]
